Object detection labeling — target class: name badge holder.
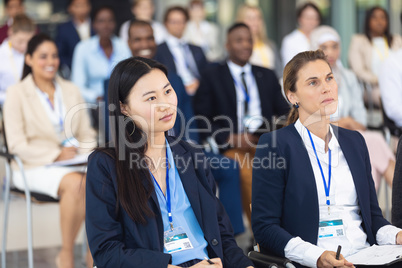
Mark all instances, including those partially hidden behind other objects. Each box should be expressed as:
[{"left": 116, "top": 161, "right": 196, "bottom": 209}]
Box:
[
  {"left": 306, "top": 128, "right": 345, "bottom": 240},
  {"left": 151, "top": 149, "right": 194, "bottom": 254}
]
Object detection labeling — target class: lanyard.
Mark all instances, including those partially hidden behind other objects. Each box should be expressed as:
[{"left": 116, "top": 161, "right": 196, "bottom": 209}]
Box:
[
  {"left": 232, "top": 77, "right": 250, "bottom": 104},
  {"left": 38, "top": 88, "right": 64, "bottom": 131},
  {"left": 373, "top": 37, "right": 389, "bottom": 61},
  {"left": 150, "top": 149, "right": 173, "bottom": 230},
  {"left": 306, "top": 128, "right": 332, "bottom": 206}
]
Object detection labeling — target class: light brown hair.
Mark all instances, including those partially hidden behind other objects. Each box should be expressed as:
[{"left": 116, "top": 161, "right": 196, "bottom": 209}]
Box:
[
  {"left": 283, "top": 49, "right": 329, "bottom": 125},
  {"left": 10, "top": 14, "right": 35, "bottom": 33}
]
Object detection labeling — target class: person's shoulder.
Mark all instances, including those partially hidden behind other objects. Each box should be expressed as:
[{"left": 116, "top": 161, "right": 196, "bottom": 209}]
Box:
[
  {"left": 333, "top": 125, "right": 364, "bottom": 144},
  {"left": 57, "top": 20, "right": 74, "bottom": 30},
  {"left": 203, "top": 61, "right": 227, "bottom": 74},
  {"left": 167, "top": 136, "right": 203, "bottom": 155},
  {"left": 56, "top": 76, "right": 81, "bottom": 92},
  {"left": 88, "top": 149, "right": 116, "bottom": 168},
  {"left": 350, "top": 34, "right": 369, "bottom": 44},
  {"left": 341, "top": 67, "right": 359, "bottom": 81},
  {"left": 258, "top": 124, "right": 297, "bottom": 147},
  {"left": 252, "top": 64, "right": 276, "bottom": 75}
]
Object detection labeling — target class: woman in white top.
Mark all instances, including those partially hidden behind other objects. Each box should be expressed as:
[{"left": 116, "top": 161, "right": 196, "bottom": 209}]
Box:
[
  {"left": 348, "top": 6, "right": 402, "bottom": 107},
  {"left": 119, "top": 0, "right": 166, "bottom": 44},
  {"left": 183, "top": 0, "right": 223, "bottom": 62},
  {"left": 236, "top": 4, "right": 281, "bottom": 77},
  {"left": 311, "top": 25, "right": 395, "bottom": 190},
  {"left": 4, "top": 33, "right": 96, "bottom": 268},
  {"left": 281, "top": 2, "right": 321, "bottom": 66}
]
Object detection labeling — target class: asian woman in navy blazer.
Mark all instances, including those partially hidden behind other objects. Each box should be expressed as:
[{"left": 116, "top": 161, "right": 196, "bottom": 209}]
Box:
[
  {"left": 85, "top": 57, "right": 254, "bottom": 268},
  {"left": 251, "top": 50, "right": 402, "bottom": 268}
]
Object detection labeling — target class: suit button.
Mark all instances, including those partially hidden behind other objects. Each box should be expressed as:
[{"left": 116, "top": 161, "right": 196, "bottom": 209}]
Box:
[{"left": 211, "top": 239, "right": 218, "bottom": 246}]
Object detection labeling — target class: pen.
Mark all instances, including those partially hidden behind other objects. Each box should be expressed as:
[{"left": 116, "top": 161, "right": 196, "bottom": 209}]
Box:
[
  {"left": 204, "top": 257, "right": 214, "bottom": 265},
  {"left": 335, "top": 245, "right": 342, "bottom": 260}
]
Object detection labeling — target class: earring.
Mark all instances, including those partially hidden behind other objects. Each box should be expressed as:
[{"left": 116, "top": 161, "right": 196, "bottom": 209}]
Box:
[
  {"left": 293, "top": 102, "right": 299, "bottom": 109},
  {"left": 124, "top": 116, "right": 135, "bottom": 136}
]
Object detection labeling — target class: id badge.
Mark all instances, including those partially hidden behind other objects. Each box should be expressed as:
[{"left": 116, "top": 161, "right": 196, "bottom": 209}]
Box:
[
  {"left": 164, "top": 226, "right": 194, "bottom": 254},
  {"left": 318, "top": 217, "right": 345, "bottom": 239}
]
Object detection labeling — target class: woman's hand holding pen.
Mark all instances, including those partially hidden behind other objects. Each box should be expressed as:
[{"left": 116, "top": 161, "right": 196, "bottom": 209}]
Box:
[
  {"left": 317, "top": 251, "right": 354, "bottom": 268},
  {"left": 55, "top": 146, "right": 77, "bottom": 161}
]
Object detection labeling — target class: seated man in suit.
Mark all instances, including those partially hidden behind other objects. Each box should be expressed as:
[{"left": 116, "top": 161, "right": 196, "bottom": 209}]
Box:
[
  {"left": 154, "top": 6, "right": 208, "bottom": 96},
  {"left": 127, "top": 19, "right": 245, "bottom": 235},
  {"left": 194, "top": 22, "right": 290, "bottom": 225},
  {"left": 55, "top": 0, "right": 93, "bottom": 78},
  {"left": 0, "top": 0, "right": 25, "bottom": 44}
]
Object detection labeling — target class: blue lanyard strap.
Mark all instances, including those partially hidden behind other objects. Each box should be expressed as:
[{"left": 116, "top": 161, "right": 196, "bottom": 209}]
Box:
[
  {"left": 150, "top": 149, "right": 173, "bottom": 230},
  {"left": 232, "top": 77, "right": 250, "bottom": 103},
  {"left": 306, "top": 128, "right": 332, "bottom": 206}
]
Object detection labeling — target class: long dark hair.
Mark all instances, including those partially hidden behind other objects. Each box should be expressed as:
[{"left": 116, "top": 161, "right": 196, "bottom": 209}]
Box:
[
  {"left": 22, "top": 33, "right": 54, "bottom": 80},
  {"left": 364, "top": 6, "right": 393, "bottom": 46},
  {"left": 283, "top": 49, "right": 329, "bottom": 125},
  {"left": 101, "top": 57, "right": 168, "bottom": 224}
]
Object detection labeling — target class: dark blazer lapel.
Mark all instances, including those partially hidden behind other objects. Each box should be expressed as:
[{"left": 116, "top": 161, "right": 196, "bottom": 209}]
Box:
[
  {"left": 161, "top": 43, "right": 177, "bottom": 73},
  {"left": 169, "top": 139, "right": 204, "bottom": 228},
  {"left": 222, "top": 63, "right": 238, "bottom": 119},
  {"left": 288, "top": 124, "right": 321, "bottom": 243},
  {"left": 252, "top": 66, "right": 269, "bottom": 115},
  {"left": 332, "top": 126, "right": 367, "bottom": 207}
]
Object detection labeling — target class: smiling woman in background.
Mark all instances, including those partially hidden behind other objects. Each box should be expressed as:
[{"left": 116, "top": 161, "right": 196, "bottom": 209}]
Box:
[
  {"left": 252, "top": 50, "right": 402, "bottom": 268},
  {"left": 3, "top": 33, "right": 96, "bottom": 268}
]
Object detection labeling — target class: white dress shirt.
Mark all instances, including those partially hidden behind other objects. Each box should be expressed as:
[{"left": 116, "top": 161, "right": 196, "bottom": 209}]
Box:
[
  {"left": 0, "top": 39, "right": 24, "bottom": 104},
  {"left": 378, "top": 49, "right": 402, "bottom": 127},
  {"left": 227, "top": 60, "right": 262, "bottom": 133},
  {"left": 165, "top": 34, "right": 199, "bottom": 86},
  {"left": 75, "top": 19, "right": 91, "bottom": 41},
  {"left": 281, "top": 29, "right": 310, "bottom": 66},
  {"left": 371, "top": 37, "right": 390, "bottom": 77},
  {"left": 35, "top": 83, "right": 66, "bottom": 141},
  {"left": 284, "top": 119, "right": 401, "bottom": 268}
]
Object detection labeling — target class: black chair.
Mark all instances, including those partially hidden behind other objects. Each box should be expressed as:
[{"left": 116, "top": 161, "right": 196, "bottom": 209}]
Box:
[
  {"left": 381, "top": 103, "right": 402, "bottom": 139},
  {"left": 247, "top": 242, "right": 296, "bottom": 268}
]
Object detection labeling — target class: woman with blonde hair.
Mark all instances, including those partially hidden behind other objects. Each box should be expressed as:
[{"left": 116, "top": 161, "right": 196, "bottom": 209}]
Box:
[
  {"left": 252, "top": 49, "right": 402, "bottom": 268},
  {"left": 236, "top": 4, "right": 281, "bottom": 77},
  {"left": 311, "top": 25, "right": 395, "bottom": 190}
]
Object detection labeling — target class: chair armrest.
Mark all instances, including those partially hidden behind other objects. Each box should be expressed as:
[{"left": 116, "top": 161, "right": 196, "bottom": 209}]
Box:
[
  {"left": 248, "top": 251, "right": 295, "bottom": 268},
  {"left": 0, "top": 151, "right": 15, "bottom": 161}
]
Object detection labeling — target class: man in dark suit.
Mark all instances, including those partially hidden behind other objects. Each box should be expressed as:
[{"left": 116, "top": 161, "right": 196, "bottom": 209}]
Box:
[
  {"left": 193, "top": 23, "right": 290, "bottom": 224},
  {"left": 55, "top": 0, "right": 93, "bottom": 78},
  {"left": 0, "top": 0, "right": 24, "bottom": 44},
  {"left": 128, "top": 19, "right": 245, "bottom": 235},
  {"left": 154, "top": 6, "right": 208, "bottom": 96}
]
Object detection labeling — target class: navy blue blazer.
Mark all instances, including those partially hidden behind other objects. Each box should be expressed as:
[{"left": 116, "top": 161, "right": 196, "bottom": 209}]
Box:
[
  {"left": 193, "top": 62, "right": 290, "bottom": 148},
  {"left": 251, "top": 124, "right": 389, "bottom": 267},
  {"left": 154, "top": 42, "right": 208, "bottom": 77},
  {"left": 86, "top": 137, "right": 253, "bottom": 268},
  {"left": 55, "top": 20, "right": 95, "bottom": 71}
]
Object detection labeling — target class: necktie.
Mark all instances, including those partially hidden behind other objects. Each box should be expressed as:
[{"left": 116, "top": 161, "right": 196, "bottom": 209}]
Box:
[{"left": 241, "top": 71, "right": 249, "bottom": 115}]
